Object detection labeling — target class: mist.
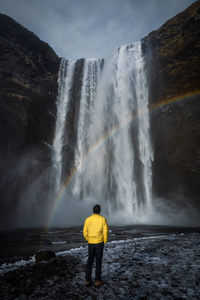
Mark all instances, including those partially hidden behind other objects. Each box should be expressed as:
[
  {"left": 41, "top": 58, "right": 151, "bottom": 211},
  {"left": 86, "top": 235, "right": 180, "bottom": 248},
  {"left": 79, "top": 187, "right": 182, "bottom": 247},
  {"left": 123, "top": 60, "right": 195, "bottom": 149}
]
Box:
[{"left": 1, "top": 152, "right": 199, "bottom": 228}]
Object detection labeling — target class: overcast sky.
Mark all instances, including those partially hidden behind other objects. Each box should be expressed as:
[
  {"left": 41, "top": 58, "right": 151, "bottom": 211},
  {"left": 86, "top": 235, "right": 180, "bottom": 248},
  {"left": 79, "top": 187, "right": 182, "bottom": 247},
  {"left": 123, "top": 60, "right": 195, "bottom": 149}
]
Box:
[{"left": 0, "top": 0, "right": 197, "bottom": 60}]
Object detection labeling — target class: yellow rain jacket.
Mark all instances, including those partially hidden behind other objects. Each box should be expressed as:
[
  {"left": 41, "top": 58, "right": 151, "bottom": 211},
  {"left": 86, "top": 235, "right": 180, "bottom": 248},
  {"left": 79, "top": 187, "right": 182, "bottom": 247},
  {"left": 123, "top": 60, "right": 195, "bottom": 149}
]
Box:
[{"left": 83, "top": 213, "right": 109, "bottom": 244}]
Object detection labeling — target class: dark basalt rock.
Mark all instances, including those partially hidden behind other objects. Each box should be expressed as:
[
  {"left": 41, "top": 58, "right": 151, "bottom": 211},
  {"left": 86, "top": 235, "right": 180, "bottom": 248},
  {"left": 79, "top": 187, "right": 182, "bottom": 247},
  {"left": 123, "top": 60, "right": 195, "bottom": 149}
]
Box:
[
  {"left": 35, "top": 250, "right": 56, "bottom": 263},
  {"left": 142, "top": 1, "right": 200, "bottom": 209}
]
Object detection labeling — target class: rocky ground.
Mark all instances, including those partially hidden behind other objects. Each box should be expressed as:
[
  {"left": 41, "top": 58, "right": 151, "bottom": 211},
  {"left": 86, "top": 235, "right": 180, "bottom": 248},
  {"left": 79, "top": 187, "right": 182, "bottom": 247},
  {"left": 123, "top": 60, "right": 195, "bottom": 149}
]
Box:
[{"left": 0, "top": 226, "right": 200, "bottom": 299}]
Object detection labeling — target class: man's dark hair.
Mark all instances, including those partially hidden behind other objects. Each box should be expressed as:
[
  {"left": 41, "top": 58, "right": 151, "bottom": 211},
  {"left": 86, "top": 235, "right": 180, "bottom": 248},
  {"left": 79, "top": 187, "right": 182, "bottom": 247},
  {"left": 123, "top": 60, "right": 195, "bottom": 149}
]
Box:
[{"left": 93, "top": 204, "right": 101, "bottom": 214}]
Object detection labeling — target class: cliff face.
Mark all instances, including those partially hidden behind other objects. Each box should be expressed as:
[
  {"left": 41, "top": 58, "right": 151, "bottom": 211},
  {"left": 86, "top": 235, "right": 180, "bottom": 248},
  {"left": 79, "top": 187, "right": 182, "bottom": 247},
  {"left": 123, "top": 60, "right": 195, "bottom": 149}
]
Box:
[
  {"left": 142, "top": 1, "right": 200, "bottom": 209},
  {"left": 0, "top": 14, "right": 60, "bottom": 216}
]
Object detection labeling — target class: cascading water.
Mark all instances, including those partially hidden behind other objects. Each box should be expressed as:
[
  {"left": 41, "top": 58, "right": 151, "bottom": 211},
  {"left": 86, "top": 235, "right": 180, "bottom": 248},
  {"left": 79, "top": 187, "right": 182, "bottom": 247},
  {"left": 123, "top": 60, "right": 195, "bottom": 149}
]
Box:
[
  {"left": 73, "top": 59, "right": 102, "bottom": 197},
  {"left": 52, "top": 59, "right": 76, "bottom": 191},
  {"left": 52, "top": 41, "right": 153, "bottom": 224}
]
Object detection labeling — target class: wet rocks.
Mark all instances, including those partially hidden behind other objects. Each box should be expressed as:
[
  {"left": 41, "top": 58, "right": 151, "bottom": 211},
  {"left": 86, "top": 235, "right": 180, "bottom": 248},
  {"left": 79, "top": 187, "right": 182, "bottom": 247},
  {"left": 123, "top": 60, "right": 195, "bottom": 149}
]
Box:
[
  {"left": 35, "top": 251, "right": 56, "bottom": 263},
  {"left": 1, "top": 231, "right": 200, "bottom": 299}
]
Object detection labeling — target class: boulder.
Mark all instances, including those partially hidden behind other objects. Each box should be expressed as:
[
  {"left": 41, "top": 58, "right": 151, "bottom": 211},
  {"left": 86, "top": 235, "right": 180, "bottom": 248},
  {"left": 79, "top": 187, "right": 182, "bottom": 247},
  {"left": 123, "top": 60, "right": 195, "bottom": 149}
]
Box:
[{"left": 35, "top": 250, "right": 56, "bottom": 263}]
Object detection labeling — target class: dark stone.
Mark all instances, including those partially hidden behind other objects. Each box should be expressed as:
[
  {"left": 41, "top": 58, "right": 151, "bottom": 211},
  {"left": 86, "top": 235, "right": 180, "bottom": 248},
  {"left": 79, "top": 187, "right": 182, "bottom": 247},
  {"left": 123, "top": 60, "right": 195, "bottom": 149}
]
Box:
[{"left": 35, "top": 250, "right": 56, "bottom": 263}]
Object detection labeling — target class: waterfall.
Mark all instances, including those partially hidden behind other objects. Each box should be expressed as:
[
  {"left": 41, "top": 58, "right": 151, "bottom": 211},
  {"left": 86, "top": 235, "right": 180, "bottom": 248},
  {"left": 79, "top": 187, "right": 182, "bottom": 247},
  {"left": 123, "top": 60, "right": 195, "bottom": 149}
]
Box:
[
  {"left": 52, "top": 41, "right": 153, "bottom": 222},
  {"left": 52, "top": 59, "right": 76, "bottom": 191},
  {"left": 73, "top": 59, "right": 102, "bottom": 196}
]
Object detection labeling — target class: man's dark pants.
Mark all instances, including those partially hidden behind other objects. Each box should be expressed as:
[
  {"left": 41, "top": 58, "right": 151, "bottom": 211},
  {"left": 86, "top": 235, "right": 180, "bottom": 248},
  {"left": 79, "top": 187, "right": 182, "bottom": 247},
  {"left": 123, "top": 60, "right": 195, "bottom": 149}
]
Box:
[{"left": 86, "top": 242, "right": 104, "bottom": 282}]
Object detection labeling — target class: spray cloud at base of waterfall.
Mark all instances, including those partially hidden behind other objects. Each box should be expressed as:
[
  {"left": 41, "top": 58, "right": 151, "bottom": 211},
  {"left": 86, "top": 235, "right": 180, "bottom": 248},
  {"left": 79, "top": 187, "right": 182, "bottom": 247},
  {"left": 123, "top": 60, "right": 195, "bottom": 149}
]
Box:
[{"left": 47, "top": 190, "right": 200, "bottom": 228}]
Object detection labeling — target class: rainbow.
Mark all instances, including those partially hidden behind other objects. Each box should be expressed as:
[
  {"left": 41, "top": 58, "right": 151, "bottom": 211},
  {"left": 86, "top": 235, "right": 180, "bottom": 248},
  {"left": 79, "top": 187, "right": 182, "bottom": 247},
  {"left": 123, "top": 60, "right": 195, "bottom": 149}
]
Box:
[{"left": 45, "top": 90, "right": 200, "bottom": 228}]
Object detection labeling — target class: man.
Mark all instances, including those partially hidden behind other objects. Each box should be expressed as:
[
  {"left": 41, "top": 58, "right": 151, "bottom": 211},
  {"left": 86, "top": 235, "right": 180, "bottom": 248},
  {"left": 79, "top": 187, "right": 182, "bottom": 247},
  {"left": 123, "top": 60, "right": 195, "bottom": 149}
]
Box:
[{"left": 83, "top": 204, "right": 109, "bottom": 287}]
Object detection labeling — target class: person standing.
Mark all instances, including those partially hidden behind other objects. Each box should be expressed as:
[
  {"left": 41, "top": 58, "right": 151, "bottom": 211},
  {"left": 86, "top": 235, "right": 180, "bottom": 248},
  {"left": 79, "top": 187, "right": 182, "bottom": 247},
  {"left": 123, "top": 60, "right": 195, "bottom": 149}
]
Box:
[{"left": 83, "top": 204, "right": 109, "bottom": 287}]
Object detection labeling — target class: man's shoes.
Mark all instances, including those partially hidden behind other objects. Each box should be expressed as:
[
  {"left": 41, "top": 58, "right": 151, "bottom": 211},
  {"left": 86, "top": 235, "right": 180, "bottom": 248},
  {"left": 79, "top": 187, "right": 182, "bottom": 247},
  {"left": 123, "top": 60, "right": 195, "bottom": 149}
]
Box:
[
  {"left": 95, "top": 280, "right": 104, "bottom": 287},
  {"left": 85, "top": 281, "right": 91, "bottom": 287}
]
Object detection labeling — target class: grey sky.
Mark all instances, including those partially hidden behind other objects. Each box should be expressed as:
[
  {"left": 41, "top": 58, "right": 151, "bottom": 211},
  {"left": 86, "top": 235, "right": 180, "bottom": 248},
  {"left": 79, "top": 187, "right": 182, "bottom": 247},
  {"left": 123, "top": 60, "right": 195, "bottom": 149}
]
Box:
[{"left": 0, "top": 0, "right": 197, "bottom": 60}]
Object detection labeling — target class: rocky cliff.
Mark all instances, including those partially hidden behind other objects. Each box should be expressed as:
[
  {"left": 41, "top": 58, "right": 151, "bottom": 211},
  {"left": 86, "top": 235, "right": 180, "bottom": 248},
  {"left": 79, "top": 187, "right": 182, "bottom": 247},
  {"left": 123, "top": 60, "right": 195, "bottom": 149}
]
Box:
[
  {"left": 142, "top": 1, "right": 200, "bottom": 210},
  {"left": 0, "top": 14, "right": 60, "bottom": 217}
]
